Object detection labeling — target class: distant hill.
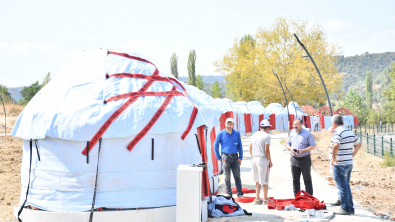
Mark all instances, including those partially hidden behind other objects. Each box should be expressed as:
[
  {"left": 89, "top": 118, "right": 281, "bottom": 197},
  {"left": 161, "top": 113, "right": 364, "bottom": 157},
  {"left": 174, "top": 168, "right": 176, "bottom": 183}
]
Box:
[
  {"left": 179, "top": 75, "right": 226, "bottom": 97},
  {"left": 7, "top": 87, "right": 23, "bottom": 103},
  {"left": 337, "top": 52, "right": 395, "bottom": 91}
]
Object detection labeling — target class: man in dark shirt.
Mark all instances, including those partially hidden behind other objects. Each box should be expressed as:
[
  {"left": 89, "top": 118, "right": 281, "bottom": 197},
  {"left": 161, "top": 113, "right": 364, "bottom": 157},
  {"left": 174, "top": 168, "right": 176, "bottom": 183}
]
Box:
[{"left": 214, "top": 118, "right": 243, "bottom": 198}]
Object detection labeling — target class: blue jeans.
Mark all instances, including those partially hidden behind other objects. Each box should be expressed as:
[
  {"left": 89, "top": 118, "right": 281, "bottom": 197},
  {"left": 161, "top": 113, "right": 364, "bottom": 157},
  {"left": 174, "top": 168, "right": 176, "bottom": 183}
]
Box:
[
  {"left": 333, "top": 164, "right": 354, "bottom": 213},
  {"left": 222, "top": 153, "right": 243, "bottom": 196}
]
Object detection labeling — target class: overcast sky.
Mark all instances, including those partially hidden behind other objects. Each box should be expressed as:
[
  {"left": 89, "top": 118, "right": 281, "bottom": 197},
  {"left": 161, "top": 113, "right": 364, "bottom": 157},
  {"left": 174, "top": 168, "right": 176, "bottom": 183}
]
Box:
[{"left": 1, "top": 0, "right": 395, "bottom": 87}]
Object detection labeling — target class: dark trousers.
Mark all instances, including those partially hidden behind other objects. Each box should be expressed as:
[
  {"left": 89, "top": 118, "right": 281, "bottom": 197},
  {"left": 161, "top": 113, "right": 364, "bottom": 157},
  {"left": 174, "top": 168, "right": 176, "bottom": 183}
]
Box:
[
  {"left": 290, "top": 155, "right": 313, "bottom": 196},
  {"left": 222, "top": 153, "right": 243, "bottom": 195}
]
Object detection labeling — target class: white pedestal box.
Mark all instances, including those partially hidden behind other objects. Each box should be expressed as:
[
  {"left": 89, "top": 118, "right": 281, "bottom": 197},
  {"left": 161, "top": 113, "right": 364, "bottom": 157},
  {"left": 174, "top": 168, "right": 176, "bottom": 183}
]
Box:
[{"left": 176, "top": 165, "right": 207, "bottom": 222}]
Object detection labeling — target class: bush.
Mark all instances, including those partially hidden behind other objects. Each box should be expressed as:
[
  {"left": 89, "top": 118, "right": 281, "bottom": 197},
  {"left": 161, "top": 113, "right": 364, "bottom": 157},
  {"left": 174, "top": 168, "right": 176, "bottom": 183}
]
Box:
[{"left": 380, "top": 152, "right": 395, "bottom": 167}]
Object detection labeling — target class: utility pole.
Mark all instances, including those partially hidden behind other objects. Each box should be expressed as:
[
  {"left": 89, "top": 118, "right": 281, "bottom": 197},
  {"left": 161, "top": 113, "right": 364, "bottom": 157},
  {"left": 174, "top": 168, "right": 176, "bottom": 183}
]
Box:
[{"left": 11, "top": 88, "right": 17, "bottom": 104}]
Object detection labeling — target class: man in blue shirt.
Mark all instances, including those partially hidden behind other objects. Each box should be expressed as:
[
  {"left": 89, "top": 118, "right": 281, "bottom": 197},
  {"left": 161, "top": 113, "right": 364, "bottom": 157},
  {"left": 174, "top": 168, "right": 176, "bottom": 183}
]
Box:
[
  {"left": 286, "top": 118, "right": 316, "bottom": 196},
  {"left": 214, "top": 118, "right": 243, "bottom": 198}
]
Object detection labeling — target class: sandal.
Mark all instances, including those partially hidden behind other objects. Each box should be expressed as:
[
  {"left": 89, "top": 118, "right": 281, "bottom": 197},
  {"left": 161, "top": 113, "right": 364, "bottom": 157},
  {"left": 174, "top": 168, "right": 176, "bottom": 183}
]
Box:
[{"left": 254, "top": 198, "right": 263, "bottom": 205}]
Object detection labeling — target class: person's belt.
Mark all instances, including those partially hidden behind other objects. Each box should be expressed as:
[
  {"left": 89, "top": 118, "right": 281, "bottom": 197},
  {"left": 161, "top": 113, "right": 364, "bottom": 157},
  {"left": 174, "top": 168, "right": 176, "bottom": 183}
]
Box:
[
  {"left": 222, "top": 153, "right": 238, "bottom": 157},
  {"left": 293, "top": 154, "right": 310, "bottom": 159}
]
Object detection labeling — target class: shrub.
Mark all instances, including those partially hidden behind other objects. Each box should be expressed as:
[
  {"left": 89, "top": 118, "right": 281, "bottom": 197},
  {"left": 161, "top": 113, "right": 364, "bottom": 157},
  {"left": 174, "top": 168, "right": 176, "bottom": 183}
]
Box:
[{"left": 380, "top": 152, "right": 395, "bottom": 167}]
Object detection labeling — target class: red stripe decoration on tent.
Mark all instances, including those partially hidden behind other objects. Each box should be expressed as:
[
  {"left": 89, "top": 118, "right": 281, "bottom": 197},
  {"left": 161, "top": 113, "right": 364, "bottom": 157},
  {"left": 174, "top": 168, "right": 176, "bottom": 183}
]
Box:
[
  {"left": 180, "top": 107, "right": 198, "bottom": 140},
  {"left": 127, "top": 94, "right": 175, "bottom": 151},
  {"left": 225, "top": 111, "right": 233, "bottom": 119},
  {"left": 219, "top": 113, "right": 226, "bottom": 131},
  {"left": 197, "top": 126, "right": 210, "bottom": 197},
  {"left": 269, "top": 114, "right": 276, "bottom": 130},
  {"left": 303, "top": 116, "right": 310, "bottom": 128},
  {"left": 81, "top": 51, "right": 198, "bottom": 156},
  {"left": 319, "top": 115, "right": 325, "bottom": 129},
  {"left": 258, "top": 114, "right": 264, "bottom": 131},
  {"left": 210, "top": 128, "right": 218, "bottom": 175},
  {"left": 244, "top": 114, "right": 252, "bottom": 133},
  {"left": 236, "top": 114, "right": 239, "bottom": 130},
  {"left": 82, "top": 80, "right": 154, "bottom": 156},
  {"left": 289, "top": 114, "right": 295, "bottom": 130}
]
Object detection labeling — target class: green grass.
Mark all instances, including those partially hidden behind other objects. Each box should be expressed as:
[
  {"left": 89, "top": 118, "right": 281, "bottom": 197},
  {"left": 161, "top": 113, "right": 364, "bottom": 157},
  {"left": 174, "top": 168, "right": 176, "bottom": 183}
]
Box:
[{"left": 380, "top": 152, "right": 395, "bottom": 167}]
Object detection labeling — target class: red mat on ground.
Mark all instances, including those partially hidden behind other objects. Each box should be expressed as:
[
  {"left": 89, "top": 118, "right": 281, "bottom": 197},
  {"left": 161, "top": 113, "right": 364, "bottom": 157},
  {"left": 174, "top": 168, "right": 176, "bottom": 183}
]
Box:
[
  {"left": 231, "top": 188, "right": 256, "bottom": 194},
  {"left": 234, "top": 197, "right": 255, "bottom": 203}
]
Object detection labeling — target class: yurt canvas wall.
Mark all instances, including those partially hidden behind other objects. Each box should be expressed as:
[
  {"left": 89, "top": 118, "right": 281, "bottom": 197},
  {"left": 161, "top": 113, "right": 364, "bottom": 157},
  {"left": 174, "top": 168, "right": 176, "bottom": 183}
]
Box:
[
  {"left": 234, "top": 101, "right": 252, "bottom": 136},
  {"left": 266, "top": 103, "right": 289, "bottom": 131},
  {"left": 247, "top": 101, "right": 270, "bottom": 133}
]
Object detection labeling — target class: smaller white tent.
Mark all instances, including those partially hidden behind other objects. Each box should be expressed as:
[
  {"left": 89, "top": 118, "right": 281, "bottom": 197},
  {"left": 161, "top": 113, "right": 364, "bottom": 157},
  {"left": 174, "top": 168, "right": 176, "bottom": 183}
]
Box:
[
  {"left": 247, "top": 101, "right": 271, "bottom": 133},
  {"left": 234, "top": 101, "right": 252, "bottom": 136},
  {"left": 285, "top": 101, "right": 308, "bottom": 119},
  {"left": 266, "top": 103, "right": 289, "bottom": 131},
  {"left": 343, "top": 115, "right": 355, "bottom": 129}
]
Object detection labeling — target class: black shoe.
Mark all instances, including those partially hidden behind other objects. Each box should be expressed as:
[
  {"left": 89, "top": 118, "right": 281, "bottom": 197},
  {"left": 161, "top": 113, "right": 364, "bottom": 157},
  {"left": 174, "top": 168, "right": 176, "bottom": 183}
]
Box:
[
  {"left": 334, "top": 208, "right": 352, "bottom": 215},
  {"left": 330, "top": 199, "right": 342, "bottom": 206}
]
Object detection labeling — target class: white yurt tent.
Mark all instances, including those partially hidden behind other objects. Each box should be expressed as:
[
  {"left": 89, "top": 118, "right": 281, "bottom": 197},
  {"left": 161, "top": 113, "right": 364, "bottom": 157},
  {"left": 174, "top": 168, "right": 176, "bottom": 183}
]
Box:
[
  {"left": 234, "top": 101, "right": 252, "bottom": 136},
  {"left": 11, "top": 50, "right": 223, "bottom": 221},
  {"left": 285, "top": 101, "right": 308, "bottom": 119},
  {"left": 343, "top": 115, "right": 355, "bottom": 129},
  {"left": 247, "top": 101, "right": 271, "bottom": 133},
  {"left": 266, "top": 103, "right": 289, "bottom": 131}
]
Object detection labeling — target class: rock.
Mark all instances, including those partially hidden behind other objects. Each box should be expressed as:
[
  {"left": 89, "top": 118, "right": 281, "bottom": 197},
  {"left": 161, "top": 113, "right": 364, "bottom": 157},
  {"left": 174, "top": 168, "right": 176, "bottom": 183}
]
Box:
[
  {"left": 386, "top": 167, "right": 394, "bottom": 172},
  {"left": 10, "top": 157, "right": 14, "bottom": 161},
  {"left": 6, "top": 202, "right": 10, "bottom": 205},
  {"left": 0, "top": 195, "right": 4, "bottom": 200},
  {"left": 361, "top": 181, "right": 369, "bottom": 186}
]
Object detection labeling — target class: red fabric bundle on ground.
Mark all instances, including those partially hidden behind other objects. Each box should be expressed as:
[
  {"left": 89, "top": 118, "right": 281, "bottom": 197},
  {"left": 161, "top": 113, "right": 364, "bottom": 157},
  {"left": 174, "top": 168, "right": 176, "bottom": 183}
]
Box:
[{"left": 267, "top": 190, "right": 326, "bottom": 210}]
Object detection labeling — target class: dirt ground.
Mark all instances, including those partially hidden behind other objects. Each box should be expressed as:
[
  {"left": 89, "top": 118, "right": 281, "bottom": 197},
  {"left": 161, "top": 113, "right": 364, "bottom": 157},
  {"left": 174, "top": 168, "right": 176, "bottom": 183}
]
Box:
[{"left": 310, "top": 130, "right": 395, "bottom": 219}]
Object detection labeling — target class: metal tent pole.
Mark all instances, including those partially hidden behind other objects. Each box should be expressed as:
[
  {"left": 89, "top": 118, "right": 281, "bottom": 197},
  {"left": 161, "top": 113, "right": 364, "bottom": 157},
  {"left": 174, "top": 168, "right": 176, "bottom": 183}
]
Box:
[
  {"left": 294, "top": 33, "right": 333, "bottom": 116},
  {"left": 272, "top": 69, "right": 290, "bottom": 136}
]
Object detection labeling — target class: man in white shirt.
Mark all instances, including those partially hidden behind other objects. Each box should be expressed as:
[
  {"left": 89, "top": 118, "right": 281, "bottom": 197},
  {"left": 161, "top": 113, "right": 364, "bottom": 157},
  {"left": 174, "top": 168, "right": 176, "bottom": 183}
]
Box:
[
  {"left": 314, "top": 115, "right": 320, "bottom": 132},
  {"left": 249, "top": 119, "right": 273, "bottom": 205}
]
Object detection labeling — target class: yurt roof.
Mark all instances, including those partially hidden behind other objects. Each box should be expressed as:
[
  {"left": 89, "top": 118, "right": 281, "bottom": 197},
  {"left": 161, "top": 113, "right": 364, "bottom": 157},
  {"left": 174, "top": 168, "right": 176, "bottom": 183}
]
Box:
[
  {"left": 11, "top": 50, "right": 221, "bottom": 141},
  {"left": 286, "top": 101, "right": 308, "bottom": 117},
  {"left": 247, "top": 101, "right": 271, "bottom": 116},
  {"left": 266, "top": 103, "right": 288, "bottom": 116},
  {"left": 234, "top": 101, "right": 250, "bottom": 113}
]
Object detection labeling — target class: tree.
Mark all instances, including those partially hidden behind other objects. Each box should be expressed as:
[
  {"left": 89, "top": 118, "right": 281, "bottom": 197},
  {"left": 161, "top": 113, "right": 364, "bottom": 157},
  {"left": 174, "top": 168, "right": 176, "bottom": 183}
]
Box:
[
  {"left": 170, "top": 53, "right": 179, "bottom": 79},
  {"left": 365, "top": 71, "right": 373, "bottom": 109},
  {"left": 196, "top": 74, "right": 203, "bottom": 90},
  {"left": 214, "top": 18, "right": 342, "bottom": 104},
  {"left": 0, "top": 84, "right": 12, "bottom": 104},
  {"left": 383, "top": 63, "right": 395, "bottom": 101},
  {"left": 343, "top": 89, "right": 369, "bottom": 125},
  {"left": 187, "top": 49, "right": 196, "bottom": 86},
  {"left": 41, "top": 72, "right": 51, "bottom": 89},
  {"left": 211, "top": 81, "right": 221, "bottom": 98},
  {"left": 0, "top": 84, "right": 11, "bottom": 98},
  {"left": 19, "top": 81, "right": 41, "bottom": 105}
]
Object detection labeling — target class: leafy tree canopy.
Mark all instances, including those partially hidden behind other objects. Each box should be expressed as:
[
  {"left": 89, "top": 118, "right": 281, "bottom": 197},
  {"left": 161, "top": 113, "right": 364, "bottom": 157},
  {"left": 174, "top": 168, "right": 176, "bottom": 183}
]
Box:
[
  {"left": 214, "top": 17, "right": 342, "bottom": 105},
  {"left": 170, "top": 53, "right": 178, "bottom": 79},
  {"left": 343, "top": 89, "right": 368, "bottom": 125},
  {"left": 187, "top": 50, "right": 196, "bottom": 86},
  {"left": 211, "top": 81, "right": 221, "bottom": 98},
  {"left": 196, "top": 74, "right": 203, "bottom": 90}
]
